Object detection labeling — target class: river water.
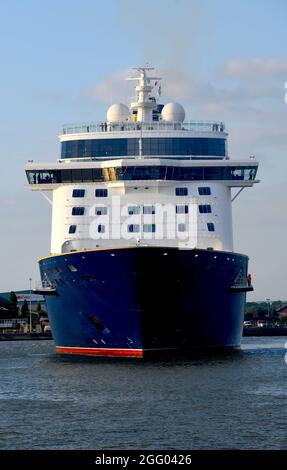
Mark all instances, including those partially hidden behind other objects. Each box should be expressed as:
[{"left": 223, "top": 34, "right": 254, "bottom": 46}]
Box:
[{"left": 0, "top": 337, "right": 286, "bottom": 450}]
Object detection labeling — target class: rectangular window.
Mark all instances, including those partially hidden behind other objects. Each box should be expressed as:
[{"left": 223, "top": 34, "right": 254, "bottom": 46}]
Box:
[
  {"left": 128, "top": 224, "right": 140, "bottom": 233},
  {"left": 198, "top": 205, "right": 212, "bottom": 214},
  {"left": 178, "top": 223, "right": 187, "bottom": 232},
  {"left": 207, "top": 223, "right": 215, "bottom": 232},
  {"left": 72, "top": 207, "right": 85, "bottom": 216},
  {"left": 95, "top": 206, "right": 107, "bottom": 215},
  {"left": 97, "top": 225, "right": 105, "bottom": 233},
  {"left": 95, "top": 188, "right": 108, "bottom": 197},
  {"left": 198, "top": 187, "right": 211, "bottom": 196},
  {"left": 175, "top": 187, "right": 188, "bottom": 196},
  {"left": 143, "top": 205, "right": 156, "bottom": 214},
  {"left": 143, "top": 224, "right": 156, "bottom": 233},
  {"left": 128, "top": 206, "right": 140, "bottom": 215},
  {"left": 69, "top": 225, "right": 77, "bottom": 234},
  {"left": 72, "top": 189, "right": 85, "bottom": 198},
  {"left": 176, "top": 205, "right": 189, "bottom": 214}
]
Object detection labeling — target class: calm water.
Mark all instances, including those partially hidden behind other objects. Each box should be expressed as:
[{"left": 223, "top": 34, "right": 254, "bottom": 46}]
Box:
[{"left": 0, "top": 337, "right": 286, "bottom": 450}]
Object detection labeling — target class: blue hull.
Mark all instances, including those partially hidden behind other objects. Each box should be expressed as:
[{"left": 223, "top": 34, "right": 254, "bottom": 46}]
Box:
[{"left": 39, "top": 247, "right": 249, "bottom": 358}]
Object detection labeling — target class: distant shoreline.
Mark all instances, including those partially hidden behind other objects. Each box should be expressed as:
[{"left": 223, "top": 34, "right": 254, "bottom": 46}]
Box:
[
  {"left": 0, "top": 332, "right": 53, "bottom": 341},
  {"left": 243, "top": 327, "right": 287, "bottom": 337},
  {"left": 0, "top": 328, "right": 286, "bottom": 342}
]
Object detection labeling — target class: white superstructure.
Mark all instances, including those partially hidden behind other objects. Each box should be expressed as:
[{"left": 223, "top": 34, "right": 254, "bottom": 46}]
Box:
[{"left": 25, "top": 67, "right": 259, "bottom": 255}]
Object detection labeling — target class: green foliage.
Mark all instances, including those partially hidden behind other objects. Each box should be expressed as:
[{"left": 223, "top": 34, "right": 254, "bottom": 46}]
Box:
[{"left": 245, "top": 300, "right": 287, "bottom": 319}]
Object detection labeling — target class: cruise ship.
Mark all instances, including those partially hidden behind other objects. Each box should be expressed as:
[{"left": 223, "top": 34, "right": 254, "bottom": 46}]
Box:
[{"left": 25, "top": 66, "right": 259, "bottom": 358}]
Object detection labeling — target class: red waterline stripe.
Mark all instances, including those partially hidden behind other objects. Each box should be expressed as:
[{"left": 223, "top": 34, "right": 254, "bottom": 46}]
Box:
[{"left": 56, "top": 346, "right": 143, "bottom": 358}]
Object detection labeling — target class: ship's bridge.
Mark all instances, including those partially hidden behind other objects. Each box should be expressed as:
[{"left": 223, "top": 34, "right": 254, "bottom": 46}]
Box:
[{"left": 25, "top": 158, "right": 259, "bottom": 189}]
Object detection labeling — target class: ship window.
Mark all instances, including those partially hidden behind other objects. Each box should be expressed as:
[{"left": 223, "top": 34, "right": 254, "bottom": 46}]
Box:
[
  {"left": 128, "top": 206, "right": 140, "bottom": 215},
  {"left": 176, "top": 205, "right": 189, "bottom": 214},
  {"left": 143, "top": 205, "right": 156, "bottom": 214},
  {"left": 67, "top": 264, "right": 78, "bottom": 272},
  {"left": 175, "top": 187, "right": 188, "bottom": 196},
  {"left": 199, "top": 205, "right": 212, "bottom": 214},
  {"left": 27, "top": 165, "right": 258, "bottom": 185},
  {"left": 72, "top": 189, "right": 85, "bottom": 198},
  {"left": 61, "top": 137, "right": 226, "bottom": 159},
  {"left": 143, "top": 224, "right": 156, "bottom": 233},
  {"left": 97, "top": 224, "right": 105, "bottom": 233},
  {"left": 95, "top": 206, "right": 107, "bottom": 215},
  {"left": 72, "top": 207, "right": 85, "bottom": 216},
  {"left": 207, "top": 223, "right": 215, "bottom": 232},
  {"left": 178, "top": 223, "right": 187, "bottom": 232},
  {"left": 128, "top": 224, "right": 140, "bottom": 233},
  {"left": 69, "top": 225, "right": 77, "bottom": 234},
  {"left": 198, "top": 187, "right": 211, "bottom": 196},
  {"left": 95, "top": 189, "right": 108, "bottom": 197}
]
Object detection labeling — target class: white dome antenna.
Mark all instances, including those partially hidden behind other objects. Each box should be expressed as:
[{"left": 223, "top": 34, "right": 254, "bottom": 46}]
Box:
[
  {"left": 161, "top": 103, "right": 185, "bottom": 123},
  {"left": 107, "top": 103, "right": 130, "bottom": 123}
]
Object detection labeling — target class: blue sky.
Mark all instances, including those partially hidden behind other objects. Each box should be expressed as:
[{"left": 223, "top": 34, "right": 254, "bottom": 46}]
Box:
[{"left": 0, "top": 0, "right": 286, "bottom": 300}]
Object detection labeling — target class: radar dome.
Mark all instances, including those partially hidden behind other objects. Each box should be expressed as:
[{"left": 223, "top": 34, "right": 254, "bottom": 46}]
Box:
[
  {"left": 107, "top": 103, "right": 130, "bottom": 123},
  {"left": 161, "top": 102, "right": 185, "bottom": 123}
]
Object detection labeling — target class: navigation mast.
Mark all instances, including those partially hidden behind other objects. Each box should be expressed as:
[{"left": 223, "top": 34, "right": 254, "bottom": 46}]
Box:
[{"left": 126, "top": 66, "right": 161, "bottom": 123}]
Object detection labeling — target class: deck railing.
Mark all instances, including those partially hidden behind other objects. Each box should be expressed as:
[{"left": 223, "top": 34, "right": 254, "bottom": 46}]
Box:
[{"left": 62, "top": 121, "right": 226, "bottom": 135}]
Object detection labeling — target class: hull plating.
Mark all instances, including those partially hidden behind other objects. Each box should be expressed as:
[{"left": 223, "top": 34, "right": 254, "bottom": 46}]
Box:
[{"left": 39, "top": 247, "right": 248, "bottom": 358}]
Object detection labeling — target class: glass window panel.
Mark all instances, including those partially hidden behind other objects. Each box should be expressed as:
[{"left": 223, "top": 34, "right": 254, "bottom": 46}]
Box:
[
  {"left": 175, "top": 187, "right": 188, "bottom": 196},
  {"left": 143, "top": 205, "right": 156, "bottom": 214},
  {"left": 128, "top": 206, "right": 140, "bottom": 215},
  {"left": 71, "top": 169, "right": 83, "bottom": 182},
  {"left": 72, "top": 207, "right": 85, "bottom": 215},
  {"left": 198, "top": 187, "right": 211, "bottom": 195},
  {"left": 97, "top": 225, "right": 105, "bottom": 233},
  {"left": 198, "top": 205, "right": 212, "bottom": 214},
  {"left": 95, "top": 189, "right": 108, "bottom": 197},
  {"left": 69, "top": 225, "right": 77, "bottom": 234},
  {"left": 176, "top": 205, "right": 189, "bottom": 214},
  {"left": 61, "top": 137, "right": 226, "bottom": 159},
  {"left": 128, "top": 224, "right": 140, "bottom": 233},
  {"left": 81, "top": 169, "right": 94, "bottom": 182},
  {"left": 72, "top": 189, "right": 85, "bottom": 198},
  {"left": 95, "top": 206, "right": 108, "bottom": 215},
  {"left": 143, "top": 224, "right": 156, "bottom": 233}
]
